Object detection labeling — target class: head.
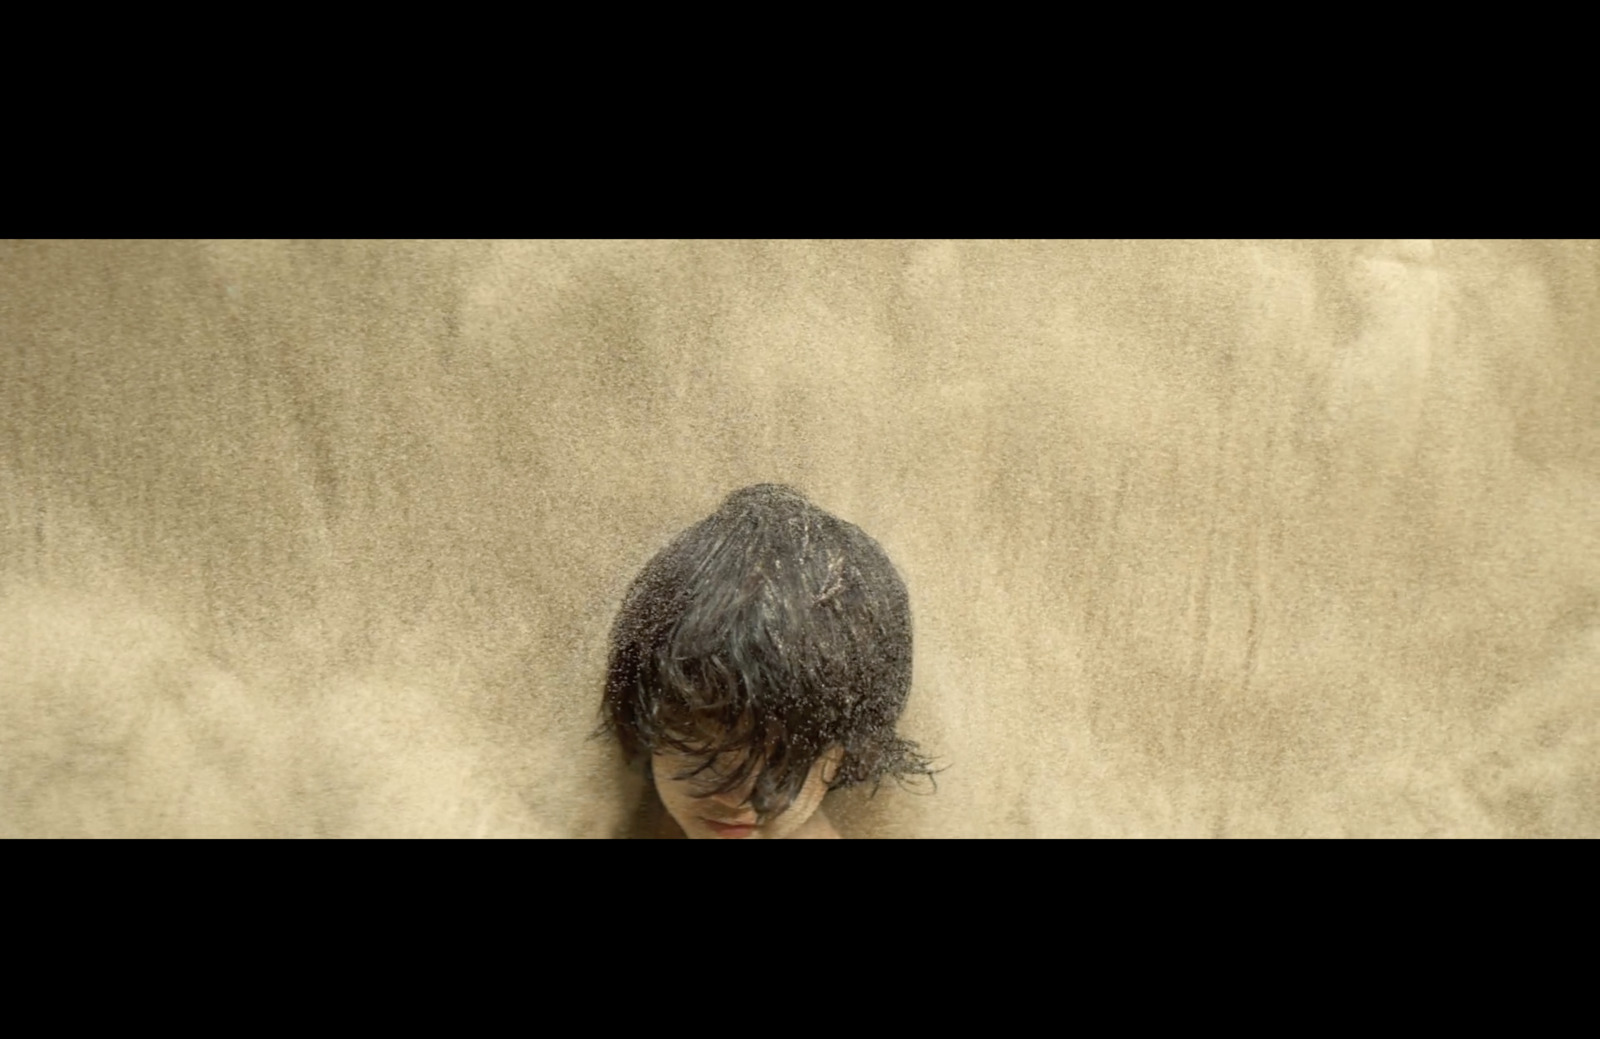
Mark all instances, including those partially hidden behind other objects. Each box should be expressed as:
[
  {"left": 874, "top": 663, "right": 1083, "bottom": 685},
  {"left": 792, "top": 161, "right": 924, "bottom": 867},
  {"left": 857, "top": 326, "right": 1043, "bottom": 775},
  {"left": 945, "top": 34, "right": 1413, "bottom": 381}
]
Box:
[{"left": 601, "top": 483, "right": 932, "bottom": 838}]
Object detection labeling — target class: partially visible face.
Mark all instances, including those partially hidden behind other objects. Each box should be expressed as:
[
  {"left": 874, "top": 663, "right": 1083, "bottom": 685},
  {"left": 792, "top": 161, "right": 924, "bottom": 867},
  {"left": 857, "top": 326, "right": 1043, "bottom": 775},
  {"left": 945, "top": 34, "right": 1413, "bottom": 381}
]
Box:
[{"left": 652, "top": 743, "right": 843, "bottom": 840}]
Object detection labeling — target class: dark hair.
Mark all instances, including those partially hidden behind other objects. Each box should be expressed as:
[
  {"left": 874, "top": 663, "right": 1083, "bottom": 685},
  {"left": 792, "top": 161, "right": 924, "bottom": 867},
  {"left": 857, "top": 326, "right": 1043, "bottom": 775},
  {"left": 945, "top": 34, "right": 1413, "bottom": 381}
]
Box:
[{"left": 600, "top": 483, "right": 934, "bottom": 819}]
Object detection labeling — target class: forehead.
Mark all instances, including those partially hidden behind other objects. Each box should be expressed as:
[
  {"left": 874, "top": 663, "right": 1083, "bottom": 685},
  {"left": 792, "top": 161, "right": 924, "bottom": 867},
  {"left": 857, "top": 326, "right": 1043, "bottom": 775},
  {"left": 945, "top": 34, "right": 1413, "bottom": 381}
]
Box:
[
  {"left": 653, "top": 747, "right": 763, "bottom": 797},
  {"left": 655, "top": 741, "right": 754, "bottom": 769},
  {"left": 649, "top": 706, "right": 808, "bottom": 777},
  {"left": 652, "top": 723, "right": 773, "bottom": 773}
]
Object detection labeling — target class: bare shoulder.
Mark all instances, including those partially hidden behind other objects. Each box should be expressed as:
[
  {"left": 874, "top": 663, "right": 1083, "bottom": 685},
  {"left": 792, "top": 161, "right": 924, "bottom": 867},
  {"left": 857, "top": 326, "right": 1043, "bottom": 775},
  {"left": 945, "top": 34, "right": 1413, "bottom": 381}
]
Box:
[{"left": 787, "top": 808, "right": 842, "bottom": 839}]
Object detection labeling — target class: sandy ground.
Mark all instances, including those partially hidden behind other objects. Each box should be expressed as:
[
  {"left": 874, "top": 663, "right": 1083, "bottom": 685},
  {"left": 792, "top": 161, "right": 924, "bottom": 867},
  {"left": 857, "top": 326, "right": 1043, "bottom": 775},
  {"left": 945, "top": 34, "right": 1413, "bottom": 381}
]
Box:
[{"left": 1, "top": 239, "right": 1595, "bottom": 837}]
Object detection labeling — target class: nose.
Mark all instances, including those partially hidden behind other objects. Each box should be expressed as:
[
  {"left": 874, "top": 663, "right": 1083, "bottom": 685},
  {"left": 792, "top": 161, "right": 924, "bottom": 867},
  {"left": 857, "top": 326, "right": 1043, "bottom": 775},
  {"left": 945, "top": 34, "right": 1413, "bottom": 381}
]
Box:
[
  {"left": 710, "top": 779, "right": 755, "bottom": 807},
  {"left": 707, "top": 766, "right": 759, "bottom": 807}
]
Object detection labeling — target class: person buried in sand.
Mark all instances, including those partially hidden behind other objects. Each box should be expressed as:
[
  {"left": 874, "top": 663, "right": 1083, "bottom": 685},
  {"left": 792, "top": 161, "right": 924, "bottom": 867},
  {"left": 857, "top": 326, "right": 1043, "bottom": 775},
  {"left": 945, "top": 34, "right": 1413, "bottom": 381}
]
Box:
[{"left": 599, "top": 483, "right": 935, "bottom": 839}]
